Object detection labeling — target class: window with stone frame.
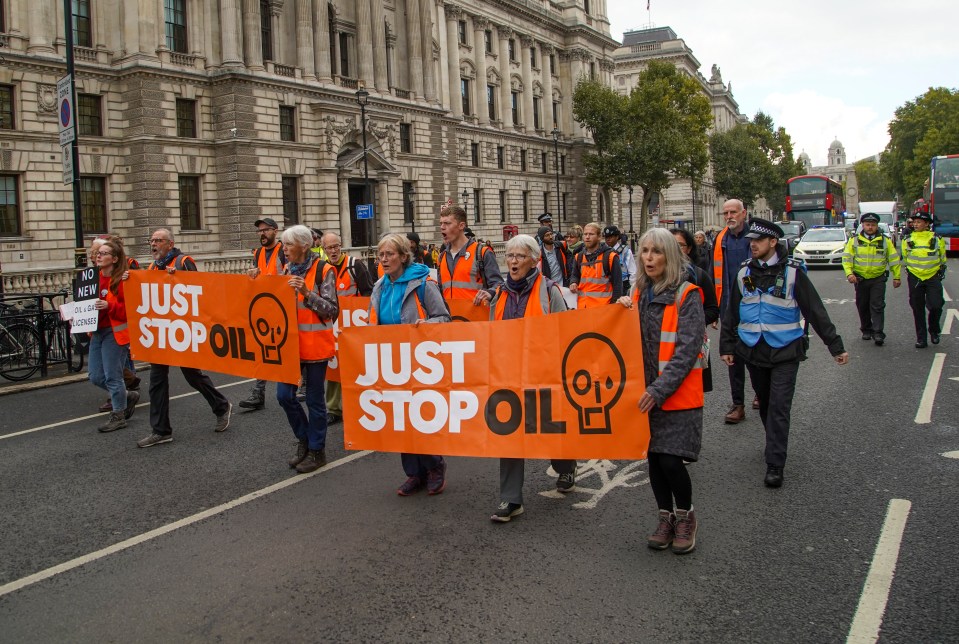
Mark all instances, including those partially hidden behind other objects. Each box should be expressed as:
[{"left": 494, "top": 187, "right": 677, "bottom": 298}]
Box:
[
  {"left": 339, "top": 32, "right": 350, "bottom": 76},
  {"left": 532, "top": 96, "right": 541, "bottom": 130},
  {"left": 279, "top": 105, "right": 296, "bottom": 142},
  {"left": 461, "top": 78, "right": 471, "bottom": 116},
  {"left": 487, "top": 85, "right": 496, "bottom": 121},
  {"left": 561, "top": 154, "right": 566, "bottom": 175},
  {"left": 496, "top": 146, "right": 504, "bottom": 169},
  {"left": 260, "top": 0, "right": 273, "bottom": 61},
  {"left": 175, "top": 98, "right": 197, "bottom": 138},
  {"left": 473, "top": 188, "right": 482, "bottom": 223},
  {"left": 178, "top": 175, "right": 201, "bottom": 230},
  {"left": 530, "top": 46, "right": 537, "bottom": 68},
  {"left": 552, "top": 100, "right": 559, "bottom": 129},
  {"left": 281, "top": 177, "right": 299, "bottom": 225},
  {"left": 584, "top": 0, "right": 591, "bottom": 14},
  {"left": 543, "top": 191, "right": 550, "bottom": 213},
  {"left": 508, "top": 39, "right": 516, "bottom": 62},
  {"left": 499, "top": 190, "right": 507, "bottom": 223},
  {"left": 80, "top": 177, "right": 107, "bottom": 234},
  {"left": 549, "top": 53, "right": 556, "bottom": 75},
  {"left": 471, "top": 142, "right": 479, "bottom": 167},
  {"left": 0, "top": 174, "right": 21, "bottom": 236},
  {"left": 0, "top": 85, "right": 14, "bottom": 130},
  {"left": 484, "top": 30, "right": 492, "bottom": 53},
  {"left": 77, "top": 94, "right": 102, "bottom": 136},
  {"left": 164, "top": 0, "right": 188, "bottom": 53},
  {"left": 510, "top": 90, "right": 519, "bottom": 125},
  {"left": 522, "top": 190, "right": 529, "bottom": 222},
  {"left": 541, "top": 151, "right": 548, "bottom": 174},
  {"left": 520, "top": 149, "right": 527, "bottom": 172},
  {"left": 402, "top": 181, "right": 414, "bottom": 224},
  {"left": 73, "top": 0, "right": 92, "bottom": 48},
  {"left": 399, "top": 123, "right": 412, "bottom": 153},
  {"left": 458, "top": 20, "right": 467, "bottom": 45}
]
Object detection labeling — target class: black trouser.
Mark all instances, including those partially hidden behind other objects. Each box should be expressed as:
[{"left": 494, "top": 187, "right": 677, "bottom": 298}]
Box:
[
  {"left": 149, "top": 364, "right": 230, "bottom": 436},
  {"left": 854, "top": 273, "right": 888, "bottom": 337},
  {"left": 648, "top": 453, "right": 692, "bottom": 512},
  {"left": 745, "top": 360, "right": 800, "bottom": 468},
  {"left": 727, "top": 359, "right": 746, "bottom": 405},
  {"left": 907, "top": 273, "right": 944, "bottom": 342}
]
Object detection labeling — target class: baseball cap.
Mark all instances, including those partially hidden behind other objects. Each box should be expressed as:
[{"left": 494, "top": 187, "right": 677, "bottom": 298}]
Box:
[{"left": 254, "top": 217, "right": 278, "bottom": 229}]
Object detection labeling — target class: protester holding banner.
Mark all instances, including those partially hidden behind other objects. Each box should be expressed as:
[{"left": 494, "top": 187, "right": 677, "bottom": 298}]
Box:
[
  {"left": 487, "top": 234, "right": 574, "bottom": 522},
  {"left": 618, "top": 227, "right": 705, "bottom": 555},
  {"left": 369, "top": 232, "right": 451, "bottom": 496},
  {"left": 88, "top": 238, "right": 140, "bottom": 433},
  {"left": 137, "top": 229, "right": 233, "bottom": 448},
  {"left": 437, "top": 203, "right": 504, "bottom": 306},
  {"left": 671, "top": 228, "right": 719, "bottom": 393}
]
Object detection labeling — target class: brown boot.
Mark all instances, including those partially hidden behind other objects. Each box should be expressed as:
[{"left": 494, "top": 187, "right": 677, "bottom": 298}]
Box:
[
  {"left": 724, "top": 404, "right": 746, "bottom": 424},
  {"left": 752, "top": 395, "right": 760, "bottom": 410},
  {"left": 98, "top": 399, "right": 113, "bottom": 413},
  {"left": 123, "top": 368, "right": 141, "bottom": 391},
  {"left": 295, "top": 449, "right": 327, "bottom": 474},
  {"left": 647, "top": 510, "right": 675, "bottom": 550},
  {"left": 288, "top": 440, "right": 309, "bottom": 468},
  {"left": 672, "top": 508, "right": 697, "bottom": 554}
]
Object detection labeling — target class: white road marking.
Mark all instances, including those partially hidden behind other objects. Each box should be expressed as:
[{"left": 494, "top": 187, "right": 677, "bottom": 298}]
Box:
[
  {"left": 539, "top": 460, "right": 648, "bottom": 509},
  {"left": 0, "top": 378, "right": 254, "bottom": 442},
  {"left": 822, "top": 298, "right": 853, "bottom": 304},
  {"left": 942, "top": 451, "right": 959, "bottom": 460},
  {"left": 0, "top": 449, "right": 373, "bottom": 599},
  {"left": 846, "top": 498, "right": 911, "bottom": 644},
  {"left": 943, "top": 287, "right": 952, "bottom": 302},
  {"left": 914, "top": 354, "right": 946, "bottom": 424},
  {"left": 943, "top": 309, "right": 959, "bottom": 335}
]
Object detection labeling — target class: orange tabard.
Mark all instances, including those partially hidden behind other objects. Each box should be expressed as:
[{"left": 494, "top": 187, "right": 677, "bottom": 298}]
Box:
[
  {"left": 255, "top": 243, "right": 285, "bottom": 276},
  {"left": 575, "top": 249, "right": 618, "bottom": 309},
  {"left": 293, "top": 260, "right": 336, "bottom": 362},
  {"left": 712, "top": 227, "right": 727, "bottom": 304},
  {"left": 438, "top": 240, "right": 488, "bottom": 300}
]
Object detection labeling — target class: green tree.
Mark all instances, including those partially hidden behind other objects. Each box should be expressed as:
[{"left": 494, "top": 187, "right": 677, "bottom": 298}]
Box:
[
  {"left": 884, "top": 87, "right": 959, "bottom": 201},
  {"left": 572, "top": 61, "right": 712, "bottom": 233},
  {"left": 853, "top": 159, "right": 895, "bottom": 201}
]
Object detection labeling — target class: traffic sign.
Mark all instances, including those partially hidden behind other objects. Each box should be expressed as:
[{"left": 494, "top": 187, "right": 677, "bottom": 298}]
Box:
[
  {"left": 356, "top": 204, "right": 374, "bottom": 220},
  {"left": 57, "top": 75, "right": 75, "bottom": 147},
  {"left": 62, "top": 147, "right": 74, "bottom": 185}
]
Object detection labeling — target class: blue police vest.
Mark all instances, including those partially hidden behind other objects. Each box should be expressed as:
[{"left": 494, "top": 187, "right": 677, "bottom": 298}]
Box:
[{"left": 737, "top": 263, "right": 804, "bottom": 348}]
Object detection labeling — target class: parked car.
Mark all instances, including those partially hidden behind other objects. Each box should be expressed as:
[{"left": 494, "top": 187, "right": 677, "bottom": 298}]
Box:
[
  {"left": 779, "top": 221, "right": 806, "bottom": 255},
  {"left": 792, "top": 226, "right": 848, "bottom": 268}
]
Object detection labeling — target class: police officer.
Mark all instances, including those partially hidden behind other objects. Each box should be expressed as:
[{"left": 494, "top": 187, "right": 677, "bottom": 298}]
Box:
[
  {"left": 720, "top": 218, "right": 848, "bottom": 488},
  {"left": 604, "top": 225, "right": 636, "bottom": 294},
  {"left": 901, "top": 211, "right": 947, "bottom": 348},
  {"left": 841, "top": 212, "right": 901, "bottom": 346}
]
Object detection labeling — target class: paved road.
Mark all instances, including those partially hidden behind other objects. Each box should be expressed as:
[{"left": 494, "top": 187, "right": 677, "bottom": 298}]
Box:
[{"left": 1, "top": 263, "right": 958, "bottom": 642}]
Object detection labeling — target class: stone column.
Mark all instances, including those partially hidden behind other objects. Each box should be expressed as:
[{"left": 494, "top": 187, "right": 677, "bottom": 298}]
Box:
[
  {"left": 313, "top": 0, "right": 332, "bottom": 82},
  {"left": 356, "top": 0, "right": 374, "bottom": 87},
  {"left": 472, "top": 17, "right": 489, "bottom": 125},
  {"left": 242, "top": 0, "right": 264, "bottom": 70},
  {"left": 436, "top": 1, "right": 450, "bottom": 109},
  {"left": 296, "top": 0, "right": 316, "bottom": 79},
  {"left": 568, "top": 50, "right": 585, "bottom": 137},
  {"left": 519, "top": 34, "right": 535, "bottom": 132},
  {"left": 444, "top": 4, "right": 461, "bottom": 117},
  {"left": 541, "top": 43, "right": 554, "bottom": 128},
  {"left": 419, "top": 0, "right": 436, "bottom": 101},
  {"left": 270, "top": 4, "right": 282, "bottom": 63},
  {"left": 497, "top": 25, "right": 512, "bottom": 128},
  {"left": 371, "top": 0, "right": 389, "bottom": 91},
  {"left": 220, "top": 0, "right": 244, "bottom": 66},
  {"left": 338, "top": 178, "right": 352, "bottom": 246},
  {"left": 377, "top": 179, "right": 391, "bottom": 236},
  {"left": 28, "top": 0, "right": 55, "bottom": 53},
  {"left": 405, "top": 0, "right": 424, "bottom": 97}
]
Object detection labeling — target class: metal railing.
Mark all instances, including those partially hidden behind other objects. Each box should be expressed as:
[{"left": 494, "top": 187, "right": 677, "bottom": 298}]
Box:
[{"left": 0, "top": 291, "right": 83, "bottom": 380}]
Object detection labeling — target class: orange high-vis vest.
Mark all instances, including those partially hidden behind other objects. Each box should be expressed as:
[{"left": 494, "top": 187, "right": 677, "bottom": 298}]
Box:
[
  {"left": 149, "top": 255, "right": 195, "bottom": 271},
  {"left": 490, "top": 273, "right": 551, "bottom": 320},
  {"left": 293, "top": 260, "right": 336, "bottom": 361},
  {"left": 255, "top": 242, "right": 284, "bottom": 276},
  {"left": 333, "top": 256, "right": 362, "bottom": 298},
  {"left": 575, "top": 248, "right": 617, "bottom": 309},
  {"left": 439, "top": 240, "right": 488, "bottom": 300},
  {"left": 103, "top": 283, "right": 129, "bottom": 346},
  {"left": 658, "top": 282, "right": 704, "bottom": 411},
  {"left": 712, "top": 227, "right": 728, "bottom": 304}
]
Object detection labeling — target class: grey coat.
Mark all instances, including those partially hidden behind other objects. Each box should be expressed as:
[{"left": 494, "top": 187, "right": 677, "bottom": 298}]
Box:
[
  {"left": 638, "top": 282, "right": 705, "bottom": 461},
  {"left": 369, "top": 275, "right": 451, "bottom": 325}
]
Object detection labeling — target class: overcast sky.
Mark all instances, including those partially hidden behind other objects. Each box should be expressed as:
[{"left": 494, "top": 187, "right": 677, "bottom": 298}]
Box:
[{"left": 606, "top": 0, "right": 959, "bottom": 166}]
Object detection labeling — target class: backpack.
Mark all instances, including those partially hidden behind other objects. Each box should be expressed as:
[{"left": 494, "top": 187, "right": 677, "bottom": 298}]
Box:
[{"left": 575, "top": 247, "right": 615, "bottom": 277}]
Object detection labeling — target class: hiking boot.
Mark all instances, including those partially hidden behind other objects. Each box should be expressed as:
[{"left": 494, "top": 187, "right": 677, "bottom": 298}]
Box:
[
  {"left": 98, "top": 399, "right": 113, "bottom": 413},
  {"left": 213, "top": 402, "right": 233, "bottom": 433},
  {"left": 288, "top": 440, "right": 309, "bottom": 468},
  {"left": 123, "top": 368, "right": 141, "bottom": 391},
  {"left": 764, "top": 465, "right": 784, "bottom": 488},
  {"left": 556, "top": 471, "right": 576, "bottom": 493},
  {"left": 426, "top": 460, "right": 447, "bottom": 495},
  {"left": 98, "top": 412, "right": 127, "bottom": 433},
  {"left": 238, "top": 391, "right": 265, "bottom": 410},
  {"left": 752, "top": 395, "right": 760, "bottom": 410},
  {"left": 397, "top": 476, "right": 424, "bottom": 496},
  {"left": 491, "top": 501, "right": 524, "bottom": 523},
  {"left": 724, "top": 404, "right": 746, "bottom": 424},
  {"left": 672, "top": 508, "right": 697, "bottom": 554},
  {"left": 647, "top": 510, "right": 675, "bottom": 550},
  {"left": 137, "top": 433, "right": 173, "bottom": 448},
  {"left": 124, "top": 390, "right": 140, "bottom": 420},
  {"left": 295, "top": 449, "right": 326, "bottom": 474}
]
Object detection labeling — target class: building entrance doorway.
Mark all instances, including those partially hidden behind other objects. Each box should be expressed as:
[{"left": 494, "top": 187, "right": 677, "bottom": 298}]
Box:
[{"left": 349, "top": 182, "right": 374, "bottom": 248}]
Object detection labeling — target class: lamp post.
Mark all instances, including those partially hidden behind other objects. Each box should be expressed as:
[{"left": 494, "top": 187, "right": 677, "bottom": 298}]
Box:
[
  {"left": 551, "top": 126, "right": 561, "bottom": 224},
  {"left": 627, "top": 186, "right": 635, "bottom": 252},
  {"left": 355, "top": 86, "right": 374, "bottom": 251},
  {"left": 462, "top": 188, "right": 470, "bottom": 223},
  {"left": 407, "top": 184, "right": 416, "bottom": 235}
]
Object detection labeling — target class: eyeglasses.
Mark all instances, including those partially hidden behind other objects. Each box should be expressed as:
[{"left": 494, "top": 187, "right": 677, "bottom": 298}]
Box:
[
  {"left": 377, "top": 251, "right": 398, "bottom": 260},
  {"left": 505, "top": 253, "right": 531, "bottom": 261},
  {"left": 324, "top": 245, "right": 341, "bottom": 252},
  {"left": 149, "top": 238, "right": 170, "bottom": 244},
  {"left": 256, "top": 228, "right": 274, "bottom": 234},
  {"left": 95, "top": 251, "right": 114, "bottom": 257}
]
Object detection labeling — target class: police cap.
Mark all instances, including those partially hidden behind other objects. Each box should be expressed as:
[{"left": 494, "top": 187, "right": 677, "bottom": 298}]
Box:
[{"left": 744, "top": 217, "right": 784, "bottom": 239}]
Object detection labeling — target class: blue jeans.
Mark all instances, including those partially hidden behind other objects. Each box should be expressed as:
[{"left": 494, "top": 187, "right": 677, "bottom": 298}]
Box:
[
  {"left": 88, "top": 327, "right": 127, "bottom": 412},
  {"left": 277, "top": 361, "right": 328, "bottom": 450}
]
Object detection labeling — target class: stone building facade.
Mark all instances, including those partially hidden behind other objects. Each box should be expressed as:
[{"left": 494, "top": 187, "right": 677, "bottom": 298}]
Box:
[
  {"left": 612, "top": 26, "right": 745, "bottom": 232},
  {"left": 0, "top": 0, "right": 619, "bottom": 285}
]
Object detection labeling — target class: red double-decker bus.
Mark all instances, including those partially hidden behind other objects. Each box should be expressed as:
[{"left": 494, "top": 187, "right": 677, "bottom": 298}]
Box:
[
  {"left": 924, "top": 154, "right": 959, "bottom": 251},
  {"left": 785, "top": 175, "right": 845, "bottom": 227}
]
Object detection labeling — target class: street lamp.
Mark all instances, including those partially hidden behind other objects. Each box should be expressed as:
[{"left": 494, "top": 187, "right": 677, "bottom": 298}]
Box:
[
  {"left": 552, "top": 126, "right": 561, "bottom": 224},
  {"left": 627, "top": 186, "right": 635, "bottom": 252},
  {"left": 355, "top": 86, "right": 374, "bottom": 252},
  {"left": 462, "top": 188, "right": 470, "bottom": 223},
  {"left": 407, "top": 184, "right": 416, "bottom": 235}
]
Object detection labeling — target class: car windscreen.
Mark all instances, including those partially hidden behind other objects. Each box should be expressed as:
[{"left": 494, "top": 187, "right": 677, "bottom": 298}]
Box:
[
  {"left": 780, "top": 224, "right": 802, "bottom": 235},
  {"left": 801, "top": 229, "right": 845, "bottom": 242}
]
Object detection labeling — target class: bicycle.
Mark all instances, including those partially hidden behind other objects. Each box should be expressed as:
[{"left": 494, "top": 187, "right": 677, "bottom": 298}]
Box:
[{"left": 0, "top": 318, "right": 42, "bottom": 381}]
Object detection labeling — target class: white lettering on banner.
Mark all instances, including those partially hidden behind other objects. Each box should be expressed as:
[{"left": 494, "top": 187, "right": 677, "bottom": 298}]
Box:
[
  {"left": 137, "top": 318, "right": 208, "bottom": 352},
  {"left": 329, "top": 308, "right": 370, "bottom": 370},
  {"left": 357, "top": 389, "right": 479, "bottom": 433},
  {"left": 135, "top": 283, "right": 207, "bottom": 353},
  {"left": 76, "top": 283, "right": 98, "bottom": 298},
  {"left": 355, "top": 341, "right": 476, "bottom": 386},
  {"left": 135, "top": 283, "right": 203, "bottom": 316}
]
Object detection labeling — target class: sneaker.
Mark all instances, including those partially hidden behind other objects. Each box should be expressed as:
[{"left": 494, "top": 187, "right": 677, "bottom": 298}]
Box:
[
  {"left": 213, "top": 402, "right": 233, "bottom": 433},
  {"left": 288, "top": 440, "right": 309, "bottom": 468},
  {"left": 426, "top": 460, "right": 447, "bottom": 495},
  {"left": 98, "top": 412, "right": 127, "bottom": 433},
  {"left": 490, "top": 501, "right": 524, "bottom": 523},
  {"left": 295, "top": 449, "right": 326, "bottom": 474},
  {"left": 124, "top": 390, "right": 140, "bottom": 420},
  {"left": 647, "top": 510, "right": 675, "bottom": 550},
  {"left": 556, "top": 471, "right": 576, "bottom": 493},
  {"left": 238, "top": 392, "right": 265, "bottom": 410},
  {"left": 397, "top": 476, "right": 424, "bottom": 496},
  {"left": 137, "top": 432, "right": 173, "bottom": 448},
  {"left": 98, "top": 399, "right": 113, "bottom": 413},
  {"left": 672, "top": 508, "right": 697, "bottom": 554},
  {"left": 764, "top": 465, "right": 784, "bottom": 488}
]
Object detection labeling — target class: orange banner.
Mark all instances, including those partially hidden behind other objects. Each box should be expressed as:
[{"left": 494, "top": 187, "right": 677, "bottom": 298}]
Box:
[
  {"left": 125, "top": 271, "right": 301, "bottom": 383},
  {"left": 448, "top": 299, "right": 490, "bottom": 322},
  {"left": 340, "top": 305, "right": 649, "bottom": 459}
]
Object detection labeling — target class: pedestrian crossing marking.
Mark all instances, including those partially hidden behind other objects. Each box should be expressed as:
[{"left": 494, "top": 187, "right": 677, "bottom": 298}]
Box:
[{"left": 539, "top": 460, "right": 648, "bottom": 509}]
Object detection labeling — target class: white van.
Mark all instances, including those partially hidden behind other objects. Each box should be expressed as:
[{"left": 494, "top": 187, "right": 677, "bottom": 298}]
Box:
[{"left": 857, "top": 201, "right": 897, "bottom": 227}]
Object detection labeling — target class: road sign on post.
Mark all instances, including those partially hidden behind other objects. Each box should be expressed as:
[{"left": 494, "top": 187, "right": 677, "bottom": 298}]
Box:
[
  {"left": 356, "top": 204, "right": 374, "bottom": 220},
  {"left": 62, "top": 147, "right": 74, "bottom": 185},
  {"left": 57, "top": 75, "right": 75, "bottom": 147}
]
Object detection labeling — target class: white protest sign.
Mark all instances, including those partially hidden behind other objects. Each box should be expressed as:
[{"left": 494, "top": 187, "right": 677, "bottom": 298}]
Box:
[{"left": 69, "top": 300, "right": 99, "bottom": 334}]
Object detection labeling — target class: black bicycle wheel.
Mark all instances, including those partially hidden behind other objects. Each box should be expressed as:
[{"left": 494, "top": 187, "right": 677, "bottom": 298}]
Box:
[
  {"left": 0, "top": 323, "right": 41, "bottom": 381},
  {"left": 67, "top": 329, "right": 85, "bottom": 372}
]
